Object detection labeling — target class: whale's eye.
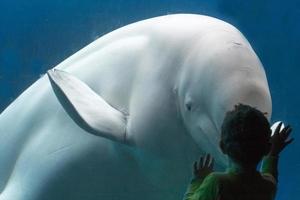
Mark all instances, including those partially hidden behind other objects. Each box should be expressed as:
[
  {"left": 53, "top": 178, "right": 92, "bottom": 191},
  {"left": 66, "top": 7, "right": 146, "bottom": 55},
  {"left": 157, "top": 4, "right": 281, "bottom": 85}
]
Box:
[
  {"left": 185, "top": 102, "right": 192, "bottom": 111},
  {"left": 184, "top": 95, "right": 193, "bottom": 112}
]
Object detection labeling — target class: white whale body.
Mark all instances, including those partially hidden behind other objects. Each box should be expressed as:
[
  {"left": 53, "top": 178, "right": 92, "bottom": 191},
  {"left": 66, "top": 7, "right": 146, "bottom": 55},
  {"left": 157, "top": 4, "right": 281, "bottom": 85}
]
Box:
[{"left": 0, "top": 14, "right": 272, "bottom": 200}]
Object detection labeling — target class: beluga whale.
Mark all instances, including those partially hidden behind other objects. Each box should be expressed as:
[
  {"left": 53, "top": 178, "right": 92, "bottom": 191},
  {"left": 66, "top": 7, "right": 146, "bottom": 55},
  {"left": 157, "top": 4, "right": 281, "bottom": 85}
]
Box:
[{"left": 0, "top": 14, "right": 272, "bottom": 200}]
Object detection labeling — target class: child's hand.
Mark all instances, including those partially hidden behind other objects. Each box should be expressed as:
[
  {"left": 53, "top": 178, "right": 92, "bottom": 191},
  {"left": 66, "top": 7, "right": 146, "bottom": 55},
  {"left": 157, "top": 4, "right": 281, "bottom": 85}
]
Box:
[
  {"left": 193, "top": 154, "right": 214, "bottom": 180},
  {"left": 269, "top": 122, "right": 294, "bottom": 157}
]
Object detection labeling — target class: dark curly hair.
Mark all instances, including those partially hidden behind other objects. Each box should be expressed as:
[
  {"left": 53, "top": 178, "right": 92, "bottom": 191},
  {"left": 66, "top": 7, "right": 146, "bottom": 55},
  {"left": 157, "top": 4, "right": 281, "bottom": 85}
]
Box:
[{"left": 220, "top": 104, "right": 271, "bottom": 165}]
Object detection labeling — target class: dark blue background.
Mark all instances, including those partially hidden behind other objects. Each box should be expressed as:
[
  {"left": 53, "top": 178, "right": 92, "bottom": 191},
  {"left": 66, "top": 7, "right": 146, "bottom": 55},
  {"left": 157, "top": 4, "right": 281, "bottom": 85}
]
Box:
[{"left": 0, "top": 0, "right": 299, "bottom": 199}]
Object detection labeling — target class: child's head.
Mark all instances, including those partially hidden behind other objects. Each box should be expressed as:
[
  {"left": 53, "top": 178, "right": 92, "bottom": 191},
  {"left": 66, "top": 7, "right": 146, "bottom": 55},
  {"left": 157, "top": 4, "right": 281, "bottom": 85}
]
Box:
[{"left": 220, "top": 104, "right": 271, "bottom": 166}]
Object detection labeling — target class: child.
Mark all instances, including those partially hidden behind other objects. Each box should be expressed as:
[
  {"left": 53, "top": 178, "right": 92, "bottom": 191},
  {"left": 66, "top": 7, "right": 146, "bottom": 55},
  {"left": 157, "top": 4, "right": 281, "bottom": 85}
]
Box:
[{"left": 183, "top": 104, "right": 293, "bottom": 200}]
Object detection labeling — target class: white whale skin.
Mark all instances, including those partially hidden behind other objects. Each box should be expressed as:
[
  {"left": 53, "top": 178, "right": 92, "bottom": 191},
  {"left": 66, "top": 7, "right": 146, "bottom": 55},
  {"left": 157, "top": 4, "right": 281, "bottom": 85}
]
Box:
[{"left": 0, "top": 14, "right": 272, "bottom": 200}]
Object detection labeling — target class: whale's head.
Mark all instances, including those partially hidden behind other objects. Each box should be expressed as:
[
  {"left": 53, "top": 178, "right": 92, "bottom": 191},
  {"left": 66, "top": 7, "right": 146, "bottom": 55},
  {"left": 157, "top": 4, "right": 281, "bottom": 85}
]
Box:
[{"left": 177, "top": 36, "right": 272, "bottom": 167}]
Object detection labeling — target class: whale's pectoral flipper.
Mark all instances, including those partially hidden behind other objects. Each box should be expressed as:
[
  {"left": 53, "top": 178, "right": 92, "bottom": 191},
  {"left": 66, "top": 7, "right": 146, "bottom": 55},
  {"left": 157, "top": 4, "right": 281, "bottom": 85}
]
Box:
[{"left": 47, "top": 69, "right": 128, "bottom": 144}]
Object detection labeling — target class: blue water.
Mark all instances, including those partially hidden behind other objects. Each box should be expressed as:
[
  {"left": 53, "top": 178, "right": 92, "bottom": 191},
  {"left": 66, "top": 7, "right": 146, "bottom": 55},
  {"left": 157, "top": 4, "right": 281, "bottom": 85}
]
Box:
[{"left": 0, "top": 0, "right": 299, "bottom": 199}]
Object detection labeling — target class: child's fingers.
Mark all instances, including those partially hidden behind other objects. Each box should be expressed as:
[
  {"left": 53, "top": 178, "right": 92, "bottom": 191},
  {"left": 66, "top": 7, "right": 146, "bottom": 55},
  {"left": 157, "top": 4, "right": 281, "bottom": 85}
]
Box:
[
  {"left": 209, "top": 157, "right": 214, "bottom": 169},
  {"left": 204, "top": 154, "right": 211, "bottom": 167},
  {"left": 280, "top": 125, "right": 291, "bottom": 133},
  {"left": 279, "top": 125, "right": 289, "bottom": 134},
  {"left": 193, "top": 161, "right": 198, "bottom": 173},
  {"left": 281, "top": 126, "right": 292, "bottom": 140},
  {"left": 283, "top": 138, "right": 294, "bottom": 148},
  {"left": 274, "top": 122, "right": 283, "bottom": 135},
  {"left": 199, "top": 156, "right": 204, "bottom": 168}
]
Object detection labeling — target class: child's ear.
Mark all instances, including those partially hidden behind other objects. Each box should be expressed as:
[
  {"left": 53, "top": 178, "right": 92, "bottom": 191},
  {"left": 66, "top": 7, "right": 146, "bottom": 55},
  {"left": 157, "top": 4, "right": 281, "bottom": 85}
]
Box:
[{"left": 219, "top": 140, "right": 227, "bottom": 154}]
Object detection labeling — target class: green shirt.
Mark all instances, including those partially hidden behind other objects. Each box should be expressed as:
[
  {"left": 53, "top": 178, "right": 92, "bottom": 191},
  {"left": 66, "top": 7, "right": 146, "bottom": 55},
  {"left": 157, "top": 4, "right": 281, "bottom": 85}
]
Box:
[{"left": 183, "top": 156, "right": 278, "bottom": 200}]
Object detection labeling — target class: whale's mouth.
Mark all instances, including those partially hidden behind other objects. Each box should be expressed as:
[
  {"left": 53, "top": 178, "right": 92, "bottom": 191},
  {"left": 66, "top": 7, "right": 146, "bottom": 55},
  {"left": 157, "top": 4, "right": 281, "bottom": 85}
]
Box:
[{"left": 191, "top": 114, "right": 227, "bottom": 168}]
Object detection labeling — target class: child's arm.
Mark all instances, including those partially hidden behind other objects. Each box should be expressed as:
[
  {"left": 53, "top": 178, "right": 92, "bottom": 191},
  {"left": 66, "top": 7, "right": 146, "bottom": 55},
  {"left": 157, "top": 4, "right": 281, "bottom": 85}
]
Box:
[
  {"left": 261, "top": 122, "right": 293, "bottom": 182},
  {"left": 184, "top": 154, "right": 216, "bottom": 200}
]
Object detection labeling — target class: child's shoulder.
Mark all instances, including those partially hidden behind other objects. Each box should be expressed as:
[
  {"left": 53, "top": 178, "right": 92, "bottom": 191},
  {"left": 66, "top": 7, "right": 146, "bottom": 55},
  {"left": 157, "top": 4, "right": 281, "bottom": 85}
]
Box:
[
  {"left": 209, "top": 171, "right": 276, "bottom": 188},
  {"left": 201, "top": 172, "right": 234, "bottom": 186},
  {"left": 209, "top": 171, "right": 232, "bottom": 179},
  {"left": 207, "top": 171, "right": 242, "bottom": 184}
]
